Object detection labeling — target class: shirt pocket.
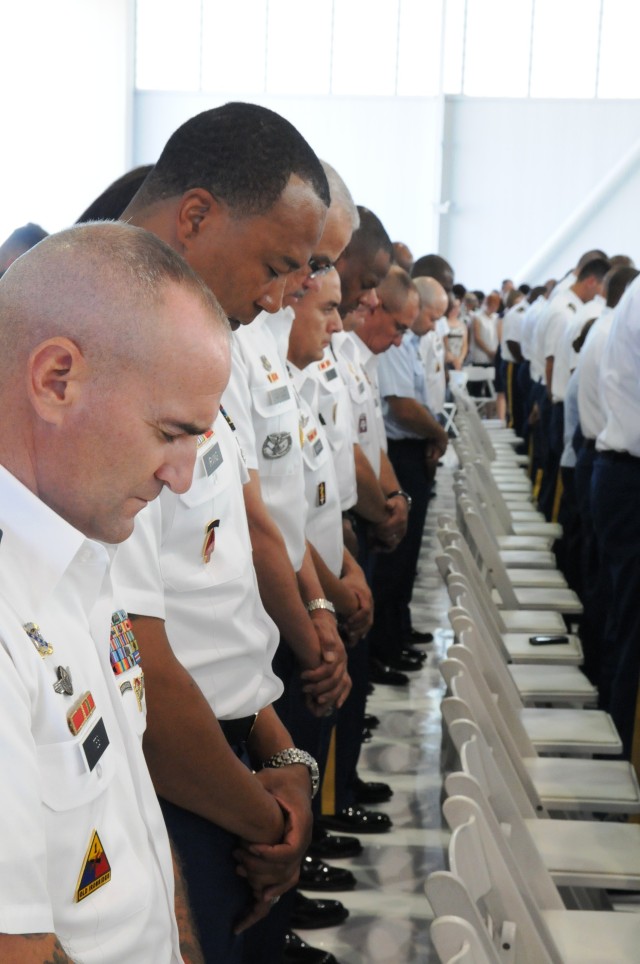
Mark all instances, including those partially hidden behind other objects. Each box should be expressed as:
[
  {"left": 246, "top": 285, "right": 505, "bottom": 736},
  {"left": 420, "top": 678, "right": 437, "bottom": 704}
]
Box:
[{"left": 252, "top": 386, "right": 301, "bottom": 478}]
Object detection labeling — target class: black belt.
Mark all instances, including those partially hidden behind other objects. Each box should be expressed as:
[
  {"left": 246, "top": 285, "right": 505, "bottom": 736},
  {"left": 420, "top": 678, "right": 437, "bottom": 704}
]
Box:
[
  {"left": 219, "top": 714, "right": 257, "bottom": 746},
  {"left": 584, "top": 438, "right": 596, "bottom": 451},
  {"left": 598, "top": 450, "right": 640, "bottom": 464}
]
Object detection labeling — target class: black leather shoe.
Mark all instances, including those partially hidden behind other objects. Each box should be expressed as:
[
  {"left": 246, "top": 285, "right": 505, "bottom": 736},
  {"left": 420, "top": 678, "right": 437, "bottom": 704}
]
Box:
[
  {"left": 361, "top": 726, "right": 373, "bottom": 743},
  {"left": 363, "top": 713, "right": 380, "bottom": 730},
  {"left": 299, "top": 856, "right": 356, "bottom": 892},
  {"left": 406, "top": 628, "right": 434, "bottom": 645},
  {"left": 354, "top": 777, "right": 393, "bottom": 805},
  {"left": 283, "top": 931, "right": 341, "bottom": 964},
  {"left": 369, "top": 658, "right": 409, "bottom": 687},
  {"left": 402, "top": 645, "right": 427, "bottom": 663},
  {"left": 291, "top": 892, "right": 349, "bottom": 929},
  {"left": 389, "top": 652, "right": 423, "bottom": 672},
  {"left": 319, "top": 806, "right": 393, "bottom": 835},
  {"left": 308, "top": 828, "right": 363, "bottom": 859}
]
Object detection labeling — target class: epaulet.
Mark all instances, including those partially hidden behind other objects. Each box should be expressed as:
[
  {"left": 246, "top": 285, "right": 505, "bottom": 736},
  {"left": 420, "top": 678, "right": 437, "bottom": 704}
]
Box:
[{"left": 219, "top": 405, "right": 236, "bottom": 432}]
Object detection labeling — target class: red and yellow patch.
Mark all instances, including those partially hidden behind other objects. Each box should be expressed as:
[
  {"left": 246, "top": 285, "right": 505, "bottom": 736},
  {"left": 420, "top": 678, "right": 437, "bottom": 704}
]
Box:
[{"left": 75, "top": 830, "right": 111, "bottom": 902}]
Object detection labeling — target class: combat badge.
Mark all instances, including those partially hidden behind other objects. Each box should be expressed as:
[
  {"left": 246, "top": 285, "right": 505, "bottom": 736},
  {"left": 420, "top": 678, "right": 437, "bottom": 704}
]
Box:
[
  {"left": 24, "top": 622, "right": 53, "bottom": 657},
  {"left": 75, "top": 830, "right": 111, "bottom": 903},
  {"left": 262, "top": 432, "right": 292, "bottom": 460},
  {"left": 202, "top": 519, "right": 220, "bottom": 564},
  {"left": 53, "top": 665, "right": 73, "bottom": 696}
]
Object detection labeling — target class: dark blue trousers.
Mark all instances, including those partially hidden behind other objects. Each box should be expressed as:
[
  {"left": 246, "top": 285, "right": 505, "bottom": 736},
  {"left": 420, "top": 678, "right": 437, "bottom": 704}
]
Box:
[{"left": 591, "top": 452, "right": 640, "bottom": 759}]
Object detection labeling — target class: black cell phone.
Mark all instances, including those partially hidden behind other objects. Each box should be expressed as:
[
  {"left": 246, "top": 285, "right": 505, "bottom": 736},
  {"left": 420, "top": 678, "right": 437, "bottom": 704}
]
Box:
[{"left": 529, "top": 634, "right": 569, "bottom": 645}]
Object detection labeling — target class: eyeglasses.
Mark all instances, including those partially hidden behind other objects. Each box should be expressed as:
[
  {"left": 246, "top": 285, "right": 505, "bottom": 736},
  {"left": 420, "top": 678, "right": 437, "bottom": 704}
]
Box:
[{"left": 308, "top": 259, "right": 335, "bottom": 279}]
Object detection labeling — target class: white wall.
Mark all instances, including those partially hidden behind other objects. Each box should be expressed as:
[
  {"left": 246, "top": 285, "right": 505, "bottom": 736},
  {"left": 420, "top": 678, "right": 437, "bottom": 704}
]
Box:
[
  {"left": 1, "top": 0, "right": 133, "bottom": 241},
  {"left": 439, "top": 97, "right": 640, "bottom": 289},
  {"left": 134, "top": 92, "right": 444, "bottom": 257}
]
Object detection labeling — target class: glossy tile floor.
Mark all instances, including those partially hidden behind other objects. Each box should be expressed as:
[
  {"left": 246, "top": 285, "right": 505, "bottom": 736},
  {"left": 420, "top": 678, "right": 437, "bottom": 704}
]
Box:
[{"left": 298, "top": 460, "right": 456, "bottom": 963}]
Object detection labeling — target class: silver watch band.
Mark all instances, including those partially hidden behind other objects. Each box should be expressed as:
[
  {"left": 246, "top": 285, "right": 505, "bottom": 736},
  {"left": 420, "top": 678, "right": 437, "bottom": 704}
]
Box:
[{"left": 262, "top": 748, "right": 320, "bottom": 798}]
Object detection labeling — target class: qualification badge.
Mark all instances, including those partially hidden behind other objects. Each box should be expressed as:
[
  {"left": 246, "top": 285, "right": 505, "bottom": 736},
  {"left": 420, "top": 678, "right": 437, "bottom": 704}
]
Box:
[
  {"left": 202, "top": 519, "right": 220, "bottom": 564},
  {"left": 24, "top": 622, "right": 53, "bottom": 657},
  {"left": 133, "top": 673, "right": 145, "bottom": 712},
  {"left": 53, "top": 665, "right": 74, "bottom": 696},
  {"left": 261, "top": 354, "right": 272, "bottom": 372},
  {"left": 75, "top": 830, "right": 111, "bottom": 903}
]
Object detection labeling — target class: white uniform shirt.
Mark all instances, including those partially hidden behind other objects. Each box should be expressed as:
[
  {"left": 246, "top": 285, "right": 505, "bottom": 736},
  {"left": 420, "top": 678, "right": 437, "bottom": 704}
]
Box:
[
  {"left": 378, "top": 331, "right": 430, "bottom": 440},
  {"left": 501, "top": 301, "right": 527, "bottom": 362},
  {"left": 468, "top": 309, "right": 498, "bottom": 364},
  {"left": 577, "top": 307, "right": 613, "bottom": 440},
  {"left": 111, "top": 412, "right": 282, "bottom": 721},
  {"left": 560, "top": 370, "right": 580, "bottom": 469},
  {"left": 533, "top": 289, "right": 581, "bottom": 387},
  {"left": 551, "top": 296, "right": 603, "bottom": 403},
  {"left": 333, "top": 332, "right": 385, "bottom": 476},
  {"left": 0, "top": 468, "right": 179, "bottom": 963},
  {"left": 419, "top": 328, "right": 447, "bottom": 415},
  {"left": 309, "top": 346, "right": 357, "bottom": 512},
  {"left": 522, "top": 296, "right": 548, "bottom": 371},
  {"left": 290, "top": 365, "right": 344, "bottom": 577},
  {"left": 597, "top": 275, "right": 640, "bottom": 456},
  {"left": 223, "top": 309, "right": 307, "bottom": 571}
]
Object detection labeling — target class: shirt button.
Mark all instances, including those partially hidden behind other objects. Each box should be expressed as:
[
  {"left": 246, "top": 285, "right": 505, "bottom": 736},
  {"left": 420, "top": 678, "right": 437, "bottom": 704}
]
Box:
[{"left": 96, "top": 763, "right": 103, "bottom": 779}]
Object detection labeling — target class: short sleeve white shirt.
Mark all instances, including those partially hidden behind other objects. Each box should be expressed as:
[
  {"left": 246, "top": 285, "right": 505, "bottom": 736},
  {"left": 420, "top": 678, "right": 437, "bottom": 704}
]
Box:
[
  {"left": 419, "top": 329, "right": 447, "bottom": 414},
  {"left": 0, "top": 468, "right": 179, "bottom": 962},
  {"left": 597, "top": 275, "right": 640, "bottom": 456},
  {"left": 577, "top": 307, "right": 613, "bottom": 440},
  {"left": 308, "top": 346, "right": 357, "bottom": 511},
  {"left": 501, "top": 302, "right": 527, "bottom": 362},
  {"left": 222, "top": 309, "right": 307, "bottom": 571},
  {"left": 333, "top": 332, "right": 385, "bottom": 476},
  {"left": 111, "top": 412, "right": 282, "bottom": 720}
]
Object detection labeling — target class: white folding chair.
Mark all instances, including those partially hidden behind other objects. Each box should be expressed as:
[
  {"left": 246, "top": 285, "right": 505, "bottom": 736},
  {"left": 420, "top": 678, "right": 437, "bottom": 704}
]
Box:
[
  {"left": 431, "top": 915, "right": 502, "bottom": 964},
  {"left": 439, "top": 798, "right": 640, "bottom": 963},
  {"left": 447, "top": 634, "right": 621, "bottom": 756},
  {"left": 446, "top": 718, "right": 640, "bottom": 893},
  {"left": 440, "top": 660, "right": 640, "bottom": 815}
]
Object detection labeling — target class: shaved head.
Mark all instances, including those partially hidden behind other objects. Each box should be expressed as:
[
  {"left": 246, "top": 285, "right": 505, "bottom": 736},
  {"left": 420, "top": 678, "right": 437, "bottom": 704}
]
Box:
[{"left": 413, "top": 276, "right": 448, "bottom": 316}]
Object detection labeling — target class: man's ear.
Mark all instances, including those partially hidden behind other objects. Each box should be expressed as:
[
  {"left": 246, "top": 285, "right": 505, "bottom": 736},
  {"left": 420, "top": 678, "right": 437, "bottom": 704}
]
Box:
[
  {"left": 27, "top": 337, "right": 87, "bottom": 425},
  {"left": 175, "top": 188, "right": 222, "bottom": 248}
]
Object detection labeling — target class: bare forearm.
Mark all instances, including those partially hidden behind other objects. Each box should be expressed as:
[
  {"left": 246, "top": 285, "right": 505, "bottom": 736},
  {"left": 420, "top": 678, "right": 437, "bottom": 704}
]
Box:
[
  {"left": 172, "top": 851, "right": 204, "bottom": 964},
  {"left": 0, "top": 934, "right": 72, "bottom": 964},
  {"left": 545, "top": 357, "right": 554, "bottom": 398},
  {"left": 308, "top": 542, "right": 357, "bottom": 616},
  {"left": 353, "top": 444, "right": 387, "bottom": 522},
  {"left": 387, "top": 396, "right": 447, "bottom": 446}
]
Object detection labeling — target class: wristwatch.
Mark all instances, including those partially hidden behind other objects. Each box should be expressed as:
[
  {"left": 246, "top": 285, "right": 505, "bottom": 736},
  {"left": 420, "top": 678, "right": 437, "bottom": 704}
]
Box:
[
  {"left": 386, "top": 489, "right": 413, "bottom": 510},
  {"left": 262, "top": 748, "right": 320, "bottom": 798},
  {"left": 306, "top": 597, "right": 336, "bottom": 616}
]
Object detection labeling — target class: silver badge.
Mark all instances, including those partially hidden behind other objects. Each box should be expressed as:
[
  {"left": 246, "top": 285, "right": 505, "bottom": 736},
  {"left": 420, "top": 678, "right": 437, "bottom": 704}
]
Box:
[
  {"left": 53, "top": 665, "right": 73, "bottom": 696},
  {"left": 262, "top": 432, "right": 293, "bottom": 460}
]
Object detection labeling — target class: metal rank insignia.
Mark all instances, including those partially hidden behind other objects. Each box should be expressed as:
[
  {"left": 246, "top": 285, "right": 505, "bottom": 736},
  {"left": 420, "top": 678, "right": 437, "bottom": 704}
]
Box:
[
  {"left": 67, "top": 691, "right": 96, "bottom": 736},
  {"left": 109, "top": 610, "right": 141, "bottom": 677},
  {"left": 53, "top": 665, "right": 74, "bottom": 696},
  {"left": 75, "top": 829, "right": 111, "bottom": 903},
  {"left": 202, "top": 518, "right": 219, "bottom": 564},
  {"left": 24, "top": 622, "right": 54, "bottom": 657},
  {"left": 317, "top": 482, "right": 326, "bottom": 507}
]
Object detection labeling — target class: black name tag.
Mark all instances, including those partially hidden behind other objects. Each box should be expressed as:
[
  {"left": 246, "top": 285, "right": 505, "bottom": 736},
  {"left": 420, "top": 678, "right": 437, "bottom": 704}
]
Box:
[
  {"left": 324, "top": 368, "right": 338, "bottom": 382},
  {"left": 83, "top": 717, "right": 109, "bottom": 772}
]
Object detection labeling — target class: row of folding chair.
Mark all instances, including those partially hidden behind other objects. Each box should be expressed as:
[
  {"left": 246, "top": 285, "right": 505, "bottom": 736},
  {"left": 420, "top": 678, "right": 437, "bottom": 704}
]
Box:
[{"left": 426, "top": 406, "right": 640, "bottom": 963}]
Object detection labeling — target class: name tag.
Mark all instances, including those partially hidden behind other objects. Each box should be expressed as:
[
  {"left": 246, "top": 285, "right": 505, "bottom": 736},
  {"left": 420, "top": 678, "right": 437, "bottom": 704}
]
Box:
[
  {"left": 324, "top": 368, "right": 338, "bottom": 382},
  {"left": 202, "top": 441, "right": 223, "bottom": 477},
  {"left": 268, "top": 386, "right": 291, "bottom": 405},
  {"left": 313, "top": 439, "right": 324, "bottom": 456},
  {"left": 83, "top": 717, "right": 109, "bottom": 772}
]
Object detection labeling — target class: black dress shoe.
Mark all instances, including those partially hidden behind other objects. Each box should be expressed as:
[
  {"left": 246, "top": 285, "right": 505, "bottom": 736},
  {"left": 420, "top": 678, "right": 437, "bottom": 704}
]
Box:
[
  {"left": 319, "top": 806, "right": 393, "bottom": 834},
  {"left": 407, "top": 628, "right": 434, "bottom": 645},
  {"left": 361, "top": 727, "right": 373, "bottom": 743},
  {"left": 402, "top": 645, "right": 427, "bottom": 663},
  {"left": 291, "top": 892, "right": 349, "bottom": 929},
  {"left": 299, "top": 856, "right": 356, "bottom": 892},
  {"left": 354, "top": 777, "right": 393, "bottom": 805},
  {"left": 369, "top": 658, "right": 409, "bottom": 687},
  {"left": 283, "top": 931, "right": 340, "bottom": 964},
  {"left": 389, "top": 652, "right": 423, "bottom": 672},
  {"left": 363, "top": 713, "right": 380, "bottom": 730},
  {"left": 308, "top": 827, "right": 363, "bottom": 859}
]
